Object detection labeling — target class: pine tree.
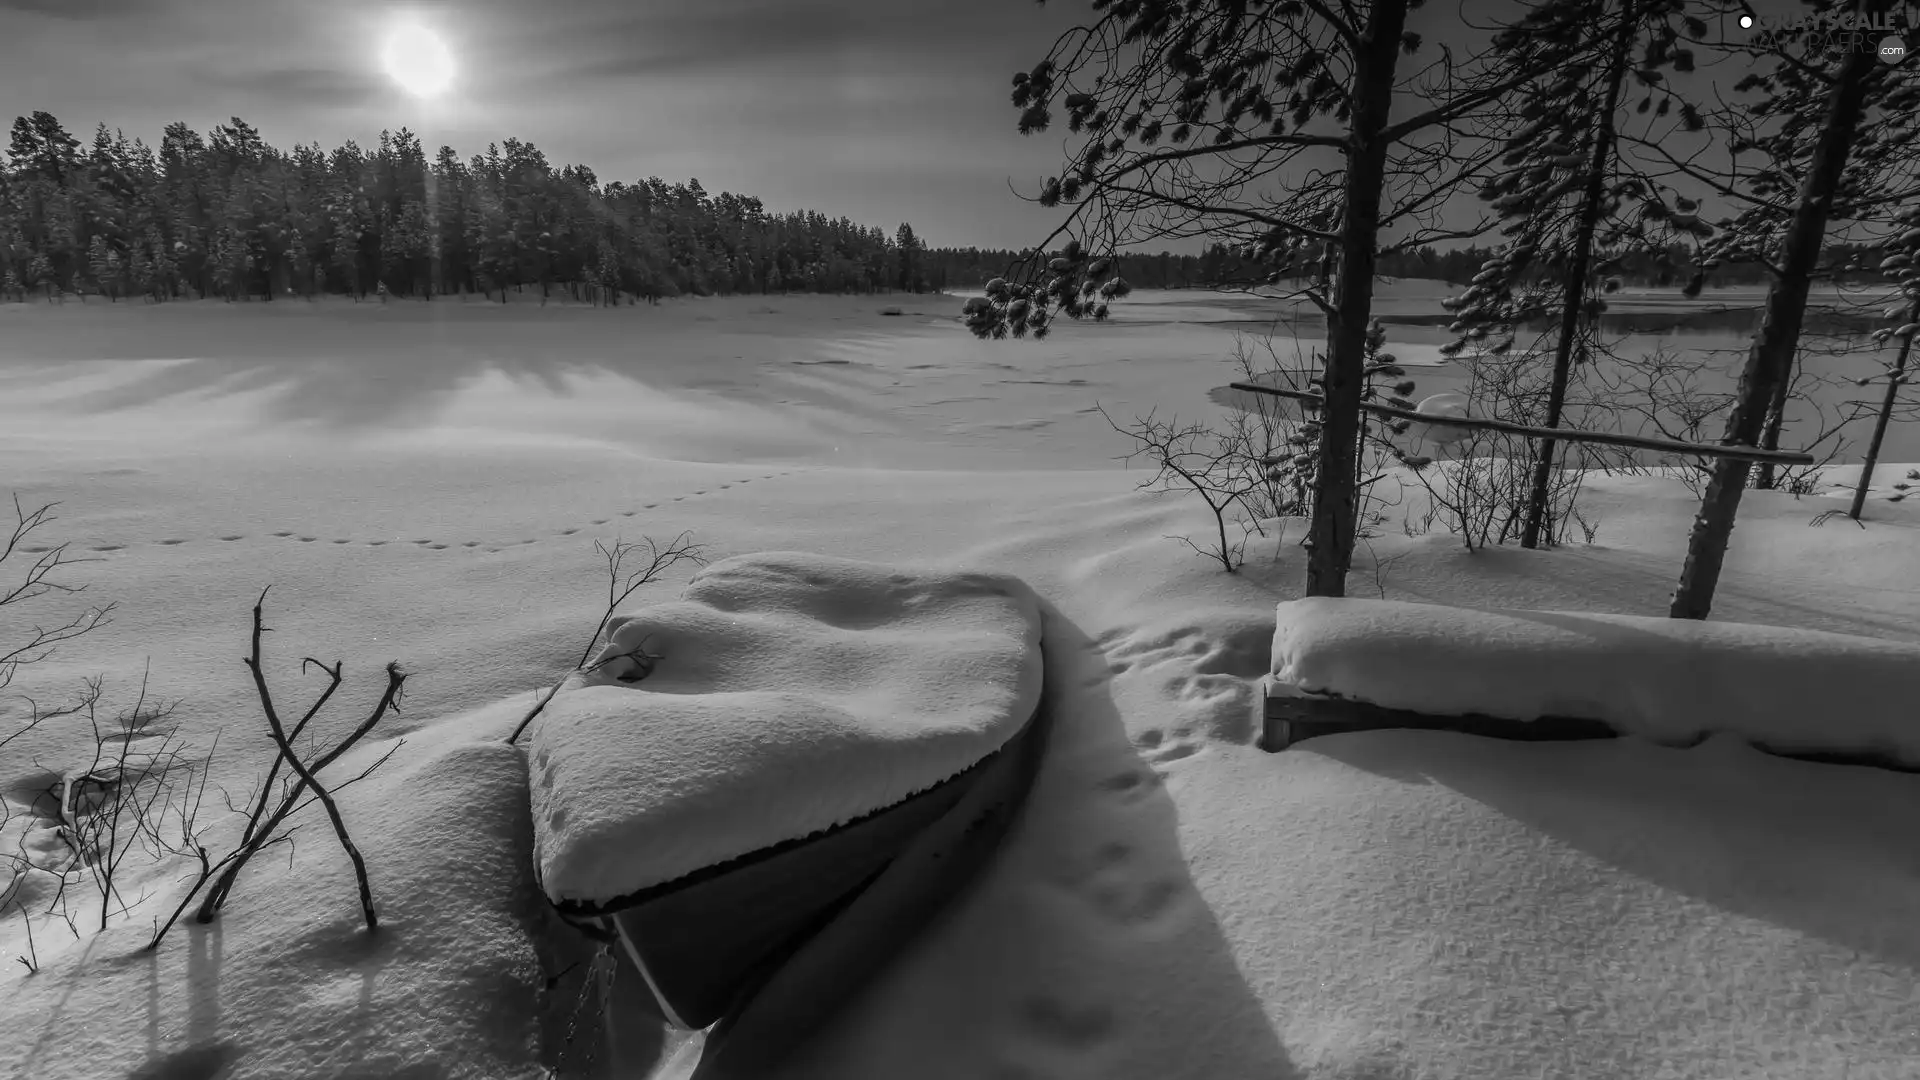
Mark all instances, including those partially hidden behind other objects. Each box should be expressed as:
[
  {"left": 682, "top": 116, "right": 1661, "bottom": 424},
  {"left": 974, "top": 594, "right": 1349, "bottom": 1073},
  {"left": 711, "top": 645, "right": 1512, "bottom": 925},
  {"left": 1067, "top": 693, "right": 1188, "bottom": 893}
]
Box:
[
  {"left": 1445, "top": 0, "right": 1704, "bottom": 548},
  {"left": 969, "top": 0, "right": 1574, "bottom": 592},
  {"left": 86, "top": 233, "right": 111, "bottom": 298},
  {"left": 27, "top": 252, "right": 52, "bottom": 300},
  {"left": 1669, "top": 0, "right": 1913, "bottom": 619},
  {"left": 129, "top": 245, "right": 153, "bottom": 301},
  {"left": 895, "top": 222, "right": 923, "bottom": 292},
  {"left": 1845, "top": 209, "right": 1920, "bottom": 521}
]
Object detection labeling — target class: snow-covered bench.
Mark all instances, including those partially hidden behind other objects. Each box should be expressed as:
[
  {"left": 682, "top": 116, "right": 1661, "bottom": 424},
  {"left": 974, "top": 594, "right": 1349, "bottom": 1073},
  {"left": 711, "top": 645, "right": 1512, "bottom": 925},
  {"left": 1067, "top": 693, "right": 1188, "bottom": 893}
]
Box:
[{"left": 1262, "top": 598, "right": 1920, "bottom": 771}]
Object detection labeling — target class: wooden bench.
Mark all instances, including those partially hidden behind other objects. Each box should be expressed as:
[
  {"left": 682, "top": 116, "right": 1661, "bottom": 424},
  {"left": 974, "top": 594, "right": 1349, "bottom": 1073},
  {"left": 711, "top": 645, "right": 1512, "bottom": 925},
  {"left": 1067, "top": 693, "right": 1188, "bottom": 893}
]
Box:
[
  {"left": 1258, "top": 680, "right": 1919, "bottom": 774},
  {"left": 1259, "top": 681, "right": 1621, "bottom": 753}
]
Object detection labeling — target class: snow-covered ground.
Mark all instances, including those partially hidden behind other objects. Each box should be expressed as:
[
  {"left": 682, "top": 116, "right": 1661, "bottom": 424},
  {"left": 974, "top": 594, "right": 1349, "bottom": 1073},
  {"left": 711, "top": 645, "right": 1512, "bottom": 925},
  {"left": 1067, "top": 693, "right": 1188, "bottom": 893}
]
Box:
[{"left": 1, "top": 292, "right": 1917, "bottom": 1080}]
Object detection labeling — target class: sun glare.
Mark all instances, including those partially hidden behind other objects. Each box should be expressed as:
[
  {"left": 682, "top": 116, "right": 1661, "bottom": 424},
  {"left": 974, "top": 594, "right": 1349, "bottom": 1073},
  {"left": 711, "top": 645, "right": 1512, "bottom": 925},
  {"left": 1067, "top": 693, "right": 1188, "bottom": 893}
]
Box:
[{"left": 381, "top": 20, "right": 455, "bottom": 99}]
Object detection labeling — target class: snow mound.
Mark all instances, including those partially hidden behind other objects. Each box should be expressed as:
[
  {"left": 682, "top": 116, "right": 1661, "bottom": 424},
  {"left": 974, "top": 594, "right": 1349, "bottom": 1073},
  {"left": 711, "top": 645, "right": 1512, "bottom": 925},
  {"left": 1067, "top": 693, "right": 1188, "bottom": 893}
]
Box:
[
  {"left": 528, "top": 551, "right": 1045, "bottom": 907},
  {"left": 0, "top": 733, "right": 546, "bottom": 1080},
  {"left": 1270, "top": 598, "right": 1920, "bottom": 766}
]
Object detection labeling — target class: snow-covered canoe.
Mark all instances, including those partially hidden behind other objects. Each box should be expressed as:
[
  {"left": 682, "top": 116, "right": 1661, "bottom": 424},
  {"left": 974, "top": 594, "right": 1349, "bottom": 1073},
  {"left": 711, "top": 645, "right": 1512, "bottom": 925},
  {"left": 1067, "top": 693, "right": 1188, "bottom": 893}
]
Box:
[{"left": 527, "top": 551, "right": 1048, "bottom": 1052}]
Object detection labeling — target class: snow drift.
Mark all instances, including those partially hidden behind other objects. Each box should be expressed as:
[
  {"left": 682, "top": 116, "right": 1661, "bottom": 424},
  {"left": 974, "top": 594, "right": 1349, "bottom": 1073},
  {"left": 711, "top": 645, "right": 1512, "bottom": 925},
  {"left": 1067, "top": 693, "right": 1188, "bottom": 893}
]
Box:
[
  {"left": 0, "top": 730, "right": 547, "bottom": 1080},
  {"left": 527, "top": 551, "right": 1046, "bottom": 907},
  {"left": 1269, "top": 598, "right": 1920, "bottom": 766}
]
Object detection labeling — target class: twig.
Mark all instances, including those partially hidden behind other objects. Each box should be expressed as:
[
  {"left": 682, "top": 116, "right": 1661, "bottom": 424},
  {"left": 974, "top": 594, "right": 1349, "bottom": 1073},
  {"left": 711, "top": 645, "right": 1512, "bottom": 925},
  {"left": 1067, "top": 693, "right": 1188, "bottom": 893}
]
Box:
[
  {"left": 506, "top": 533, "right": 705, "bottom": 746},
  {"left": 236, "top": 654, "right": 343, "bottom": 850},
  {"left": 0, "top": 495, "right": 116, "bottom": 693},
  {"left": 576, "top": 533, "right": 706, "bottom": 670},
  {"left": 239, "top": 591, "right": 381, "bottom": 931},
  {"left": 160, "top": 591, "right": 410, "bottom": 937}
]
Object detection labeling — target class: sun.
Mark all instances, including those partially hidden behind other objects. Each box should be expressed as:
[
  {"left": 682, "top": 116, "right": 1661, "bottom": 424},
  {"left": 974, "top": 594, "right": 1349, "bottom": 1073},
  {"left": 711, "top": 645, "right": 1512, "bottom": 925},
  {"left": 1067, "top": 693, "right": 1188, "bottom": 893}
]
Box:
[{"left": 381, "top": 20, "right": 455, "bottom": 99}]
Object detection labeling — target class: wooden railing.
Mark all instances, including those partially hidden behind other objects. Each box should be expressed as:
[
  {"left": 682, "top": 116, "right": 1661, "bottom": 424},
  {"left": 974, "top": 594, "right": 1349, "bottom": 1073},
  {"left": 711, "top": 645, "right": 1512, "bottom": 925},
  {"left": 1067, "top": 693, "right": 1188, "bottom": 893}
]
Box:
[{"left": 1225, "top": 382, "right": 1816, "bottom": 466}]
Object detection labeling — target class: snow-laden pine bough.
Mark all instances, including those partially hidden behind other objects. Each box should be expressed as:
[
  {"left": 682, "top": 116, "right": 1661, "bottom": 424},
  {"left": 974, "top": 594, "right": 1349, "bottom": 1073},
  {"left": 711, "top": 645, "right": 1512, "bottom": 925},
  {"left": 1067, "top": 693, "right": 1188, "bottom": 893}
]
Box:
[
  {"left": 525, "top": 551, "right": 1049, "bottom": 1076},
  {"left": 1261, "top": 598, "right": 1920, "bottom": 773}
]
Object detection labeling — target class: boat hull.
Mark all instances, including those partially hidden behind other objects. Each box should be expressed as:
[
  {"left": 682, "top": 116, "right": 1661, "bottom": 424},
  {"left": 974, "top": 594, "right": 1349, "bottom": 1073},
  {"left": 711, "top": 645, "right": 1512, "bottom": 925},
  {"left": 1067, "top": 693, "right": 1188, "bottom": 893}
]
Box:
[{"left": 561, "top": 699, "right": 1050, "bottom": 1037}]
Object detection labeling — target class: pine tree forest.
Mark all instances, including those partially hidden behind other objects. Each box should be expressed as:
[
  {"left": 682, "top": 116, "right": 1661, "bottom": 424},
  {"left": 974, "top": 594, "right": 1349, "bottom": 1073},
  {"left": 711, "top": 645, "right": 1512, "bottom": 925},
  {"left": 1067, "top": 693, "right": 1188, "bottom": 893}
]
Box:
[
  {"left": 0, "top": 110, "right": 1890, "bottom": 307},
  {"left": 0, "top": 111, "right": 950, "bottom": 305}
]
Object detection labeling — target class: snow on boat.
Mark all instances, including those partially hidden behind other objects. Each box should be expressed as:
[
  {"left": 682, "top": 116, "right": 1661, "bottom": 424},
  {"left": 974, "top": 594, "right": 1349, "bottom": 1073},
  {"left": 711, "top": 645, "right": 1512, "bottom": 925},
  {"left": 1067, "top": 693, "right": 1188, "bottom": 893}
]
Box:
[{"left": 526, "top": 551, "right": 1048, "bottom": 1050}]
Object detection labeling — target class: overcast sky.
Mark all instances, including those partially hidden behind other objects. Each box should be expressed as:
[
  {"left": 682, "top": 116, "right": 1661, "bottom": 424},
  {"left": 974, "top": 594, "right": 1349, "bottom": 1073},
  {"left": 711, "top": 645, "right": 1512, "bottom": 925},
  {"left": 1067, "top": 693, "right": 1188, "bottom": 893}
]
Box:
[{"left": 0, "top": 0, "right": 1776, "bottom": 251}]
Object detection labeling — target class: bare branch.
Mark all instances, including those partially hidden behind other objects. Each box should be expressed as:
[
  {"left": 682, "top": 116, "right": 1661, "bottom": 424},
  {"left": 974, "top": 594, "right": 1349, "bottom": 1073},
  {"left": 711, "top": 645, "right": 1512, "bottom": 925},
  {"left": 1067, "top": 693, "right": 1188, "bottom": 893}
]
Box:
[{"left": 505, "top": 532, "right": 707, "bottom": 746}]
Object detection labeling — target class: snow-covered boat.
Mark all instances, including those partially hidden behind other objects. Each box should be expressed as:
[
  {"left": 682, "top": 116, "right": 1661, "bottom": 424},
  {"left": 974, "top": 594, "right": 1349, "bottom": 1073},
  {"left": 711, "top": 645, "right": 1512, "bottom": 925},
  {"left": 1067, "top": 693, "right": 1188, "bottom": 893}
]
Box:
[
  {"left": 551, "top": 693, "right": 1049, "bottom": 1034},
  {"left": 526, "top": 551, "right": 1050, "bottom": 1064}
]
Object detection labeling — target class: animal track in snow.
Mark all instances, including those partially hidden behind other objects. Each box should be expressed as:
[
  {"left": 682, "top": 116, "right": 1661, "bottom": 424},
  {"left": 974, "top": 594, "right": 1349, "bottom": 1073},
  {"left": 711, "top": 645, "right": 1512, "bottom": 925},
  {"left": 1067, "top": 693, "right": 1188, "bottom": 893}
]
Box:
[
  {"left": 1057, "top": 834, "right": 1190, "bottom": 935},
  {"left": 78, "top": 463, "right": 786, "bottom": 556},
  {"left": 1098, "top": 619, "right": 1271, "bottom": 746},
  {"left": 1083, "top": 864, "right": 1183, "bottom": 927},
  {"left": 1016, "top": 994, "right": 1116, "bottom": 1050},
  {"left": 1094, "top": 766, "right": 1161, "bottom": 805},
  {"left": 1137, "top": 727, "right": 1204, "bottom": 767}
]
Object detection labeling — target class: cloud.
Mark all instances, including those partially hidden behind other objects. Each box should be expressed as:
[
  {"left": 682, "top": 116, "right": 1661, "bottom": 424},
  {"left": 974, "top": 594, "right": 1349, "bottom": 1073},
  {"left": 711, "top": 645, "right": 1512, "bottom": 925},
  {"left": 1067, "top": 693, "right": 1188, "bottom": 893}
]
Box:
[
  {"left": 0, "top": 0, "right": 156, "bottom": 16},
  {"left": 193, "top": 64, "right": 385, "bottom": 109},
  {"left": 546, "top": 0, "right": 1007, "bottom": 81}
]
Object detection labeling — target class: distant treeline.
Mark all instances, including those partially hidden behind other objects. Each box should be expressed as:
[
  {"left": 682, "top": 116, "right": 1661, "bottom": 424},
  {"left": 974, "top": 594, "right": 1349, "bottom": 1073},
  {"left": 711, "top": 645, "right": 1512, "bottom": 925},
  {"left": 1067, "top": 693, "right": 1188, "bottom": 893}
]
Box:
[
  {"left": 0, "top": 111, "right": 950, "bottom": 304},
  {"left": 921, "top": 241, "right": 1893, "bottom": 291},
  {"left": 0, "top": 111, "right": 1887, "bottom": 307}
]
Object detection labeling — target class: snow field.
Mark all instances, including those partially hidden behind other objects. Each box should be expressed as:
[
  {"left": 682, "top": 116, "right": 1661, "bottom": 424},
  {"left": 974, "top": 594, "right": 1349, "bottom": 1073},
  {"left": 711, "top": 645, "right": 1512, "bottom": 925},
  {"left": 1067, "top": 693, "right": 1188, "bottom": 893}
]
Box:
[{"left": 2, "top": 295, "right": 1917, "bottom": 1080}]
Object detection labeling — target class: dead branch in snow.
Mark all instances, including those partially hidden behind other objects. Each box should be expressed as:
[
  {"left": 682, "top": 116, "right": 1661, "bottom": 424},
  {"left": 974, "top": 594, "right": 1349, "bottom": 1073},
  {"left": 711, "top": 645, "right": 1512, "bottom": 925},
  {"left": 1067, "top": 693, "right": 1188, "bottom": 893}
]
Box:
[
  {"left": 506, "top": 532, "right": 706, "bottom": 746},
  {"left": 0, "top": 496, "right": 115, "bottom": 694},
  {"left": 144, "top": 588, "right": 409, "bottom": 949},
  {"left": 2, "top": 494, "right": 119, "bottom": 970},
  {"left": 1104, "top": 405, "right": 1267, "bottom": 573}
]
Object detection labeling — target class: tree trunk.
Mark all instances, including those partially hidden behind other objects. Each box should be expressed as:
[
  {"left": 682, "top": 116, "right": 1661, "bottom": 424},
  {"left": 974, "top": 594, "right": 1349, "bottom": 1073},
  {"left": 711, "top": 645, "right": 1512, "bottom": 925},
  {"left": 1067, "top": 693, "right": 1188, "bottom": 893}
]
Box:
[
  {"left": 1304, "top": 0, "right": 1411, "bottom": 598},
  {"left": 1848, "top": 315, "right": 1916, "bottom": 521},
  {"left": 1751, "top": 352, "right": 1799, "bottom": 488},
  {"left": 1521, "top": 0, "right": 1636, "bottom": 549},
  {"left": 1669, "top": 45, "right": 1877, "bottom": 620}
]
